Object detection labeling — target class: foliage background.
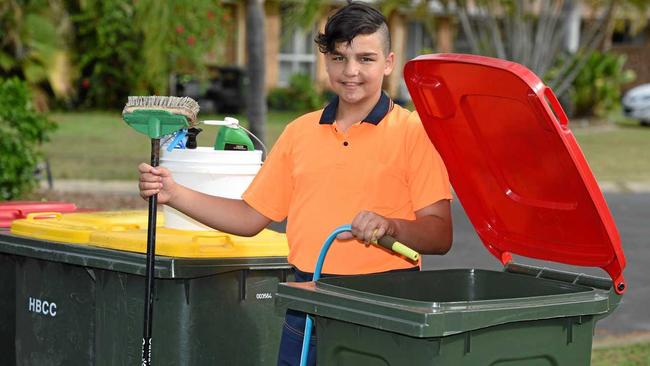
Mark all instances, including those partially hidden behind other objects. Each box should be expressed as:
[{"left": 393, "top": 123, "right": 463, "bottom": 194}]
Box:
[
  {"left": 0, "top": 77, "right": 56, "bottom": 199},
  {"left": 1, "top": 0, "right": 226, "bottom": 109}
]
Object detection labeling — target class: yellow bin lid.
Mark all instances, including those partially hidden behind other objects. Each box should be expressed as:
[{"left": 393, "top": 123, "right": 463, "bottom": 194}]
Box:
[
  {"left": 10, "top": 211, "right": 163, "bottom": 244},
  {"left": 89, "top": 228, "right": 289, "bottom": 258}
]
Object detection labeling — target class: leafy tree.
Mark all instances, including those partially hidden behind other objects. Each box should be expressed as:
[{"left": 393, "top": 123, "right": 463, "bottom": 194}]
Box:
[
  {"left": 68, "top": 0, "right": 225, "bottom": 107},
  {"left": 68, "top": 0, "right": 141, "bottom": 108},
  {"left": 132, "top": 0, "right": 225, "bottom": 95},
  {"left": 572, "top": 51, "right": 635, "bottom": 117},
  {"left": 0, "top": 0, "right": 75, "bottom": 109}
]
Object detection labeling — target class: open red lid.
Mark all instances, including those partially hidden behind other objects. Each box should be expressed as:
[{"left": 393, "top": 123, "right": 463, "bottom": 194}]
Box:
[
  {"left": 404, "top": 54, "right": 626, "bottom": 294},
  {"left": 0, "top": 201, "right": 78, "bottom": 228}
]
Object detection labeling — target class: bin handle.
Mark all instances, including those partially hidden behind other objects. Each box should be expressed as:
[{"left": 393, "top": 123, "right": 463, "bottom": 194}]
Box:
[
  {"left": 192, "top": 234, "right": 233, "bottom": 247},
  {"left": 25, "top": 212, "right": 62, "bottom": 220},
  {"left": 108, "top": 224, "right": 141, "bottom": 231},
  {"left": 543, "top": 87, "right": 569, "bottom": 127}
]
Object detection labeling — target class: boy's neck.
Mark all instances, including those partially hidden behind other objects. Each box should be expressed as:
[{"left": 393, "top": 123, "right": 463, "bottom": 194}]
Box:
[{"left": 335, "top": 90, "right": 383, "bottom": 132}]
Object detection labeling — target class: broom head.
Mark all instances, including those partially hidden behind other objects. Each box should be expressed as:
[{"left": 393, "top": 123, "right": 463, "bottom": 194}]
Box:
[{"left": 122, "top": 96, "right": 200, "bottom": 139}]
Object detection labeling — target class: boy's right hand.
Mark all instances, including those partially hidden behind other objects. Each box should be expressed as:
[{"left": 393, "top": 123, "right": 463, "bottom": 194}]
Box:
[{"left": 138, "top": 163, "right": 177, "bottom": 204}]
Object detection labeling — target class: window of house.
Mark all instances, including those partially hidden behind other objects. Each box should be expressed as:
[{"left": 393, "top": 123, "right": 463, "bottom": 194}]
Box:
[
  {"left": 279, "top": 21, "right": 317, "bottom": 87},
  {"left": 612, "top": 20, "right": 647, "bottom": 46},
  {"left": 454, "top": 15, "right": 491, "bottom": 55},
  {"left": 406, "top": 21, "right": 435, "bottom": 60},
  {"left": 400, "top": 21, "right": 436, "bottom": 101}
]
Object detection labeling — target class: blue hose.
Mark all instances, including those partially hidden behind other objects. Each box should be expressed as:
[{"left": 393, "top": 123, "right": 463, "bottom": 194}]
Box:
[{"left": 299, "top": 224, "right": 352, "bottom": 366}]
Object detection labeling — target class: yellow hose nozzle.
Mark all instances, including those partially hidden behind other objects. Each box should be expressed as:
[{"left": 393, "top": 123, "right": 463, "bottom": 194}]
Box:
[{"left": 374, "top": 235, "right": 420, "bottom": 262}]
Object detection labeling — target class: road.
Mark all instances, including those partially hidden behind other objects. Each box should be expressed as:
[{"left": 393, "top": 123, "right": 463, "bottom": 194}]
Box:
[{"left": 422, "top": 192, "right": 649, "bottom": 337}]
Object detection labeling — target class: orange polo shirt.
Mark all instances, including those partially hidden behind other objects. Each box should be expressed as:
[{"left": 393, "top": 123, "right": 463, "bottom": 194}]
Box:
[{"left": 243, "top": 93, "right": 451, "bottom": 274}]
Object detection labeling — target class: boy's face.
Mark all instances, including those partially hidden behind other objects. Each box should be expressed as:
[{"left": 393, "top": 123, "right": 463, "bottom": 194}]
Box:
[{"left": 325, "top": 32, "right": 394, "bottom": 107}]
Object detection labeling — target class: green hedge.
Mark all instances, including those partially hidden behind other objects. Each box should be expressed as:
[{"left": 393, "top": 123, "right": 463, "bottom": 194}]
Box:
[
  {"left": 268, "top": 73, "right": 325, "bottom": 111},
  {"left": 0, "top": 77, "right": 56, "bottom": 199}
]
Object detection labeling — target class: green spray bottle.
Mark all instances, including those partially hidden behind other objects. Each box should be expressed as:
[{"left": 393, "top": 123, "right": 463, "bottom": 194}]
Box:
[{"left": 204, "top": 117, "right": 255, "bottom": 151}]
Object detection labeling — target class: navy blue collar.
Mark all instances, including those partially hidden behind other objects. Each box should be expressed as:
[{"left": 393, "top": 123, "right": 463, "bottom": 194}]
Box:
[{"left": 319, "top": 92, "right": 393, "bottom": 125}]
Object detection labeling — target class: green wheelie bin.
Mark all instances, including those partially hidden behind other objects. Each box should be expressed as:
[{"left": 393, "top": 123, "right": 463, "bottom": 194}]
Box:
[
  {"left": 276, "top": 54, "right": 627, "bottom": 365},
  {"left": 1, "top": 210, "right": 291, "bottom": 365},
  {"left": 0, "top": 201, "right": 79, "bottom": 366}
]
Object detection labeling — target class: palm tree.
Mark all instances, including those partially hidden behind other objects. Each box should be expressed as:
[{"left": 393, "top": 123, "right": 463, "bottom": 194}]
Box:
[
  {"left": 289, "top": 0, "right": 646, "bottom": 100},
  {"left": 0, "top": 0, "right": 75, "bottom": 110}
]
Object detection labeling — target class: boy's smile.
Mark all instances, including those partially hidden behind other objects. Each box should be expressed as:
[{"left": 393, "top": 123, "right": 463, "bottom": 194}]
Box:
[{"left": 325, "top": 32, "right": 394, "bottom": 118}]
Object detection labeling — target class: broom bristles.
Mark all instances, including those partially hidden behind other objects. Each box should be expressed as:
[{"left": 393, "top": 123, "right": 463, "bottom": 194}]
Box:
[{"left": 123, "top": 96, "right": 200, "bottom": 124}]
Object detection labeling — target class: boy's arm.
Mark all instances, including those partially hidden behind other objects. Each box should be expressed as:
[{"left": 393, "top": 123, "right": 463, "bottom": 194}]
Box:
[
  {"left": 169, "top": 185, "right": 271, "bottom": 237},
  {"left": 388, "top": 199, "right": 452, "bottom": 255},
  {"left": 340, "top": 199, "right": 452, "bottom": 255},
  {"left": 139, "top": 163, "right": 271, "bottom": 236}
]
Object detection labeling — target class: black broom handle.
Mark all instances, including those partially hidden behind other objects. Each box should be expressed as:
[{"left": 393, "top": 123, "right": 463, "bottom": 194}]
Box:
[{"left": 142, "top": 138, "right": 160, "bottom": 366}]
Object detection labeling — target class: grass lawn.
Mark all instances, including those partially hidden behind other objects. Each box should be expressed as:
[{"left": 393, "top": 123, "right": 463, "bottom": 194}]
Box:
[
  {"left": 573, "top": 120, "right": 650, "bottom": 182},
  {"left": 43, "top": 110, "right": 303, "bottom": 180},
  {"left": 42, "top": 111, "right": 650, "bottom": 182},
  {"left": 592, "top": 341, "right": 650, "bottom": 366}
]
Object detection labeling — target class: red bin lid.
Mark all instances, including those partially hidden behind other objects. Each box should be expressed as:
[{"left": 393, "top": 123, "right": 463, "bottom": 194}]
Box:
[
  {"left": 404, "top": 54, "right": 626, "bottom": 294},
  {"left": 0, "top": 201, "right": 78, "bottom": 228}
]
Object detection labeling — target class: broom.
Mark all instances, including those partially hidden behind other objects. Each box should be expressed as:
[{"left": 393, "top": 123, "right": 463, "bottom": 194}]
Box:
[{"left": 122, "top": 96, "right": 200, "bottom": 366}]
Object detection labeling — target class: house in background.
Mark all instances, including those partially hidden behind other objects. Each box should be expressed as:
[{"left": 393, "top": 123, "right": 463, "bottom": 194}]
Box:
[
  {"left": 210, "top": 0, "right": 650, "bottom": 105},
  {"left": 211, "top": 0, "right": 458, "bottom": 104}
]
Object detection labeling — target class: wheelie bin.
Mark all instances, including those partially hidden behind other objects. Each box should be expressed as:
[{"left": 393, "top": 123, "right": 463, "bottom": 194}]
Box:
[
  {"left": 0, "top": 201, "right": 78, "bottom": 229},
  {"left": 0, "top": 200, "right": 79, "bottom": 365},
  {"left": 1, "top": 210, "right": 291, "bottom": 365},
  {"left": 276, "top": 54, "right": 626, "bottom": 365}
]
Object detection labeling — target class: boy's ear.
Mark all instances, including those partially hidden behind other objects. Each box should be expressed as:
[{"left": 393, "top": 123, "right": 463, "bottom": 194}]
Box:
[{"left": 384, "top": 51, "right": 395, "bottom": 76}]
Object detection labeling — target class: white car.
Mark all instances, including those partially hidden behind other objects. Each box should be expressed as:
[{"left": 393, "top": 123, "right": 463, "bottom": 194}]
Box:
[{"left": 622, "top": 84, "right": 650, "bottom": 126}]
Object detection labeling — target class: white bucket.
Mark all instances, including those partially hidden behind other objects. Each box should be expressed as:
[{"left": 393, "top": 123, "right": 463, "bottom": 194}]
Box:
[{"left": 160, "top": 147, "right": 262, "bottom": 231}]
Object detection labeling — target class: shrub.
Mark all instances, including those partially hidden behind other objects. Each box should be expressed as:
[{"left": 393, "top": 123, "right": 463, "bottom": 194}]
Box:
[
  {"left": 572, "top": 51, "right": 636, "bottom": 117},
  {"left": 69, "top": 0, "right": 225, "bottom": 108},
  {"left": 268, "top": 73, "right": 324, "bottom": 111},
  {"left": 0, "top": 78, "right": 57, "bottom": 199},
  {"left": 70, "top": 0, "right": 141, "bottom": 109}
]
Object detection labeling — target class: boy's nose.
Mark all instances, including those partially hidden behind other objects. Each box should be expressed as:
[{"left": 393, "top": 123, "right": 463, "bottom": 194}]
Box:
[{"left": 343, "top": 60, "right": 360, "bottom": 76}]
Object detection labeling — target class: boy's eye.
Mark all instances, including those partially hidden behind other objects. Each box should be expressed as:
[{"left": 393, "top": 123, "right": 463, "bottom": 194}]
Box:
[
  {"left": 332, "top": 55, "right": 344, "bottom": 61},
  {"left": 361, "top": 57, "right": 374, "bottom": 62}
]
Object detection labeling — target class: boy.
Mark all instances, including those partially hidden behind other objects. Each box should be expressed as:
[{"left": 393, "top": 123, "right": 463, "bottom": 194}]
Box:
[{"left": 138, "top": 2, "right": 452, "bottom": 365}]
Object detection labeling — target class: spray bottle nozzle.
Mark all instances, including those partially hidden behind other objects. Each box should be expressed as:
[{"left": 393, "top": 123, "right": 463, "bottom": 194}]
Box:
[{"left": 186, "top": 127, "right": 202, "bottom": 149}]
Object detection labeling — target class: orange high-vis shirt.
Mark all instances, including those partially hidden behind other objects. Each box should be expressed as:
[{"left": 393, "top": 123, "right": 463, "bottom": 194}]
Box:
[{"left": 243, "top": 93, "right": 451, "bottom": 274}]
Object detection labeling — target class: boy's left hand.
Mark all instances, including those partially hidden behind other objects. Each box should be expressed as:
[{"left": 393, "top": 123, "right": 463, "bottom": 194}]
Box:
[{"left": 337, "top": 210, "right": 396, "bottom": 244}]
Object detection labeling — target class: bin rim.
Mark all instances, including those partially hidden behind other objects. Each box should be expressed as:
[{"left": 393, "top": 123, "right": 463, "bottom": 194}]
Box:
[
  {"left": 0, "top": 232, "right": 290, "bottom": 278},
  {"left": 276, "top": 268, "right": 611, "bottom": 338},
  {"left": 315, "top": 268, "right": 603, "bottom": 307}
]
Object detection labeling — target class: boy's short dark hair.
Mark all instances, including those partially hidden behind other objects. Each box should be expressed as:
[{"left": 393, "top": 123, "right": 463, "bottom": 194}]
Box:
[{"left": 315, "top": 1, "right": 391, "bottom": 55}]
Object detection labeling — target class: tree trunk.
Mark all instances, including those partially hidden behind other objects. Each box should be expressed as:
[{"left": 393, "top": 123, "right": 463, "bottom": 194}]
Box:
[
  {"left": 245, "top": 0, "right": 267, "bottom": 149},
  {"left": 564, "top": 0, "right": 580, "bottom": 54}
]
